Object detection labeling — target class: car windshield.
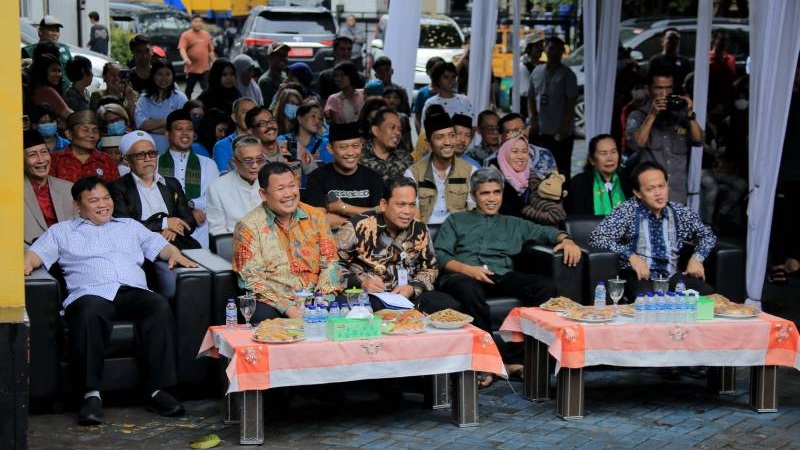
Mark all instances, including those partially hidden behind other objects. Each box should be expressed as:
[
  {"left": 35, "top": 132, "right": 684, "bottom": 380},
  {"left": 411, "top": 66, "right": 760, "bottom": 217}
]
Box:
[
  {"left": 419, "top": 23, "right": 463, "bottom": 49},
  {"left": 254, "top": 12, "right": 336, "bottom": 34},
  {"left": 140, "top": 13, "right": 189, "bottom": 36}
]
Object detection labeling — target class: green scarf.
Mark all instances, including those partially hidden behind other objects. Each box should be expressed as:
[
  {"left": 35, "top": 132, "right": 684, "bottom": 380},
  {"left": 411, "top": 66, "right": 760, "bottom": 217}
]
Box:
[
  {"left": 592, "top": 169, "right": 626, "bottom": 215},
  {"left": 159, "top": 150, "right": 202, "bottom": 200}
]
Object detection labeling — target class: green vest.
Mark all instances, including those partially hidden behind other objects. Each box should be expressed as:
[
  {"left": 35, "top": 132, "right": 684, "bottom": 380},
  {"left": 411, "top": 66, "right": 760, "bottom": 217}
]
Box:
[{"left": 409, "top": 157, "right": 473, "bottom": 223}]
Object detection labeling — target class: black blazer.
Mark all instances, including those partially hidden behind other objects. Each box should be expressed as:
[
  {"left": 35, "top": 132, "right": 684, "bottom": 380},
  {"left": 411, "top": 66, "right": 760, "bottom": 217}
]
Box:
[{"left": 109, "top": 173, "right": 200, "bottom": 249}]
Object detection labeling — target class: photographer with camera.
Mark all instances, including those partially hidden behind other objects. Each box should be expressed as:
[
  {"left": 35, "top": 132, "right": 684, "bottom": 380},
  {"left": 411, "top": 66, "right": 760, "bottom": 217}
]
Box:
[{"left": 627, "top": 69, "right": 703, "bottom": 204}]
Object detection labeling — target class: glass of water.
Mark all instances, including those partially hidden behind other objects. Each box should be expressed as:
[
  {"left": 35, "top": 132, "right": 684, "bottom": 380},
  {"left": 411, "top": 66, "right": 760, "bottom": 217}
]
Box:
[
  {"left": 238, "top": 293, "right": 256, "bottom": 328},
  {"left": 652, "top": 274, "right": 669, "bottom": 294},
  {"left": 608, "top": 276, "right": 626, "bottom": 312}
]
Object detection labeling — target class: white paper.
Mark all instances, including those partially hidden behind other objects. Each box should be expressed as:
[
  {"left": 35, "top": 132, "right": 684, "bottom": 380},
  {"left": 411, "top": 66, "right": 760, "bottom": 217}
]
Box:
[{"left": 372, "top": 292, "right": 415, "bottom": 310}]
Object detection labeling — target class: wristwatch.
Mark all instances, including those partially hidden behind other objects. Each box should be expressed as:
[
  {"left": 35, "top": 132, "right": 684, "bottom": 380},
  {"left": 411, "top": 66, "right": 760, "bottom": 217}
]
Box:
[
  {"left": 688, "top": 111, "right": 697, "bottom": 121},
  {"left": 692, "top": 253, "right": 705, "bottom": 263}
]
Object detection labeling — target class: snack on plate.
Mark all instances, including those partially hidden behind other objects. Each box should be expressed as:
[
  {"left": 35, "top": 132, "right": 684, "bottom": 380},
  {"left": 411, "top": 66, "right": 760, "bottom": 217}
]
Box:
[
  {"left": 565, "top": 306, "right": 615, "bottom": 320},
  {"left": 260, "top": 318, "right": 303, "bottom": 329},
  {"left": 716, "top": 304, "right": 759, "bottom": 317},
  {"left": 618, "top": 304, "right": 635, "bottom": 316},
  {"left": 540, "top": 296, "right": 581, "bottom": 312},
  {"left": 253, "top": 326, "right": 304, "bottom": 342},
  {"left": 707, "top": 293, "right": 734, "bottom": 307},
  {"left": 376, "top": 309, "right": 424, "bottom": 322},
  {"left": 428, "top": 308, "right": 471, "bottom": 323}
]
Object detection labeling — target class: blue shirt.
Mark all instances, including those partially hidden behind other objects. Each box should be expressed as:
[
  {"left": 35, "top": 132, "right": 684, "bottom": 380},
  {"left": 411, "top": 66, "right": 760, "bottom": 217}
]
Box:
[
  {"left": 212, "top": 132, "right": 237, "bottom": 173},
  {"left": 191, "top": 142, "right": 210, "bottom": 158},
  {"left": 53, "top": 134, "right": 70, "bottom": 152},
  {"left": 134, "top": 91, "right": 188, "bottom": 154},
  {"left": 277, "top": 133, "right": 333, "bottom": 163},
  {"left": 29, "top": 217, "right": 168, "bottom": 308}
]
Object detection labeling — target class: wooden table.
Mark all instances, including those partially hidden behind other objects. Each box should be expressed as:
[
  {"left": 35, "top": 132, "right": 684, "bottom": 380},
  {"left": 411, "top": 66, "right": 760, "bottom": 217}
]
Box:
[
  {"left": 199, "top": 325, "right": 506, "bottom": 445},
  {"left": 500, "top": 307, "right": 800, "bottom": 419}
]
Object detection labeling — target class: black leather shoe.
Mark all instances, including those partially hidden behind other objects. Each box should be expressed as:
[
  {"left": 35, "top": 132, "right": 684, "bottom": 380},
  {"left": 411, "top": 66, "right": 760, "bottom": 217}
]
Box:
[
  {"left": 147, "top": 391, "right": 185, "bottom": 417},
  {"left": 78, "top": 396, "right": 103, "bottom": 426}
]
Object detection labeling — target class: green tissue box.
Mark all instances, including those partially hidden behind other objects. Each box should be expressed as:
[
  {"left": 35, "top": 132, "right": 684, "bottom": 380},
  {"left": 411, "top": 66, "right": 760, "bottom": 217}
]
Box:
[
  {"left": 696, "top": 296, "right": 714, "bottom": 320},
  {"left": 326, "top": 317, "right": 382, "bottom": 341}
]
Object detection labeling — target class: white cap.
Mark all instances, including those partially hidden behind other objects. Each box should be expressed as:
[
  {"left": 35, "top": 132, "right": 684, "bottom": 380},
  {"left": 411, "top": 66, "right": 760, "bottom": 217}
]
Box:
[{"left": 118, "top": 130, "right": 155, "bottom": 156}]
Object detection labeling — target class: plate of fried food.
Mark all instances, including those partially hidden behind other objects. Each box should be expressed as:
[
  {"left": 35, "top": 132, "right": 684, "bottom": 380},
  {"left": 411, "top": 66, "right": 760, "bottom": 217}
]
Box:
[
  {"left": 540, "top": 296, "right": 582, "bottom": 312},
  {"left": 715, "top": 304, "right": 759, "bottom": 319},
  {"left": 252, "top": 323, "right": 305, "bottom": 343},
  {"left": 427, "top": 308, "right": 474, "bottom": 329},
  {"left": 378, "top": 309, "right": 425, "bottom": 334},
  {"left": 258, "top": 318, "right": 303, "bottom": 330},
  {"left": 617, "top": 304, "right": 636, "bottom": 317},
  {"left": 563, "top": 306, "right": 616, "bottom": 323}
]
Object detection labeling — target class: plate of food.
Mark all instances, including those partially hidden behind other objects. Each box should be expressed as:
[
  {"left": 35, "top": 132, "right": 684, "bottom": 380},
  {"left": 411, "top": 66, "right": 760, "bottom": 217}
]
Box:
[
  {"left": 540, "top": 296, "right": 582, "bottom": 312},
  {"left": 617, "top": 304, "right": 635, "bottom": 317},
  {"left": 715, "top": 304, "right": 759, "bottom": 319},
  {"left": 252, "top": 326, "right": 305, "bottom": 343},
  {"left": 427, "top": 309, "right": 474, "bottom": 329},
  {"left": 259, "top": 318, "right": 303, "bottom": 330},
  {"left": 382, "top": 321, "right": 425, "bottom": 335},
  {"left": 379, "top": 309, "right": 425, "bottom": 334},
  {"left": 564, "top": 306, "right": 616, "bottom": 323}
]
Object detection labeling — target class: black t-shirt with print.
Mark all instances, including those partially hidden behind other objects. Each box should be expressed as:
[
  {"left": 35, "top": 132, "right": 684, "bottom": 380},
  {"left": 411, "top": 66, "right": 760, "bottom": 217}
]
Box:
[{"left": 303, "top": 163, "right": 383, "bottom": 208}]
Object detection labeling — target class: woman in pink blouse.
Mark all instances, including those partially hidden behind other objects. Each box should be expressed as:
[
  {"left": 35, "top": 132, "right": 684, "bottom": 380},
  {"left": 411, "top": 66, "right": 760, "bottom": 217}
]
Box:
[{"left": 324, "top": 61, "right": 364, "bottom": 124}]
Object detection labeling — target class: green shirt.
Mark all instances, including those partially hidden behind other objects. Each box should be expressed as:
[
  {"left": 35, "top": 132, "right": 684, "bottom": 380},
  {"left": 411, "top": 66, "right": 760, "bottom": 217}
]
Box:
[{"left": 434, "top": 210, "right": 560, "bottom": 280}]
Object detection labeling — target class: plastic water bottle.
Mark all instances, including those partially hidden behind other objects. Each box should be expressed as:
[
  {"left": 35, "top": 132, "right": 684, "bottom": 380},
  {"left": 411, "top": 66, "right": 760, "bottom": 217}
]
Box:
[
  {"left": 316, "top": 302, "right": 328, "bottom": 339},
  {"left": 687, "top": 293, "right": 698, "bottom": 323},
  {"left": 329, "top": 300, "right": 341, "bottom": 319},
  {"left": 634, "top": 294, "right": 645, "bottom": 323},
  {"left": 304, "top": 303, "right": 318, "bottom": 339},
  {"left": 676, "top": 292, "right": 687, "bottom": 323},
  {"left": 314, "top": 291, "right": 327, "bottom": 309},
  {"left": 645, "top": 292, "right": 656, "bottom": 323},
  {"left": 340, "top": 299, "right": 351, "bottom": 317},
  {"left": 675, "top": 279, "right": 687, "bottom": 294},
  {"left": 594, "top": 281, "right": 607, "bottom": 311},
  {"left": 657, "top": 292, "right": 668, "bottom": 323},
  {"left": 358, "top": 292, "right": 372, "bottom": 314},
  {"left": 665, "top": 292, "right": 676, "bottom": 323},
  {"left": 225, "top": 298, "right": 238, "bottom": 328}
]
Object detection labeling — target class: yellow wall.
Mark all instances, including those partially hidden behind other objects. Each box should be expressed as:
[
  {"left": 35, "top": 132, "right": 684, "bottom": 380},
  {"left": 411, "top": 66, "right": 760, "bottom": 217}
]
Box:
[{"left": 0, "top": 3, "right": 23, "bottom": 309}]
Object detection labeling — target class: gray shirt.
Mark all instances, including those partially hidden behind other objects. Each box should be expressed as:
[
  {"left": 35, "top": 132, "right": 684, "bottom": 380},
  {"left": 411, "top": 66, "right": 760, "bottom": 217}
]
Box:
[{"left": 529, "top": 63, "right": 578, "bottom": 135}]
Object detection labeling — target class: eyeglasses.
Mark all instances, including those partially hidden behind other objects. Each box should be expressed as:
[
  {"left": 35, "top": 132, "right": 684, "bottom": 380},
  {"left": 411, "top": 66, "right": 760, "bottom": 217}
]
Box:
[
  {"left": 235, "top": 156, "right": 269, "bottom": 166},
  {"left": 128, "top": 150, "right": 158, "bottom": 161},
  {"left": 254, "top": 119, "right": 278, "bottom": 129}
]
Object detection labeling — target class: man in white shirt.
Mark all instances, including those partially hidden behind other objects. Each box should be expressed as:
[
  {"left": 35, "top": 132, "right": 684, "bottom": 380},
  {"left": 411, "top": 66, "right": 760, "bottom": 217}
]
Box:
[
  {"left": 207, "top": 135, "right": 266, "bottom": 235},
  {"left": 158, "top": 109, "right": 219, "bottom": 248}
]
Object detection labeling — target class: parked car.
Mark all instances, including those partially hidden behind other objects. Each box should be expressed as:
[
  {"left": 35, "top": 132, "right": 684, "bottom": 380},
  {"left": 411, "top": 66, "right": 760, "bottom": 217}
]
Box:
[
  {"left": 369, "top": 14, "right": 466, "bottom": 90},
  {"left": 229, "top": 6, "right": 338, "bottom": 72},
  {"left": 563, "top": 21, "right": 750, "bottom": 137},
  {"left": 109, "top": 1, "right": 191, "bottom": 76}
]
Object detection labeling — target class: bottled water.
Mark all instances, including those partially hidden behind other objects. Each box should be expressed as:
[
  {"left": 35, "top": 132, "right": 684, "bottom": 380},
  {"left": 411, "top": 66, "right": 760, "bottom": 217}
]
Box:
[
  {"left": 314, "top": 291, "right": 327, "bottom": 309},
  {"left": 687, "top": 293, "right": 698, "bottom": 323},
  {"left": 645, "top": 292, "right": 656, "bottom": 323},
  {"left": 329, "top": 300, "right": 341, "bottom": 319},
  {"left": 656, "top": 292, "right": 667, "bottom": 323},
  {"left": 676, "top": 292, "right": 687, "bottom": 323},
  {"left": 666, "top": 292, "right": 676, "bottom": 323},
  {"left": 304, "top": 303, "right": 318, "bottom": 339},
  {"left": 634, "top": 295, "right": 645, "bottom": 323},
  {"left": 316, "top": 302, "right": 328, "bottom": 339},
  {"left": 358, "top": 292, "right": 373, "bottom": 314},
  {"left": 340, "top": 299, "right": 351, "bottom": 317},
  {"left": 594, "top": 281, "right": 607, "bottom": 311},
  {"left": 675, "top": 279, "right": 687, "bottom": 294},
  {"left": 226, "top": 298, "right": 238, "bottom": 328}
]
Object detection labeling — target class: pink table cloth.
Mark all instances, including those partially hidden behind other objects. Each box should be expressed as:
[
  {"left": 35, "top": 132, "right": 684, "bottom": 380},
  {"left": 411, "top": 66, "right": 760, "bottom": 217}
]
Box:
[{"left": 199, "top": 325, "right": 507, "bottom": 392}]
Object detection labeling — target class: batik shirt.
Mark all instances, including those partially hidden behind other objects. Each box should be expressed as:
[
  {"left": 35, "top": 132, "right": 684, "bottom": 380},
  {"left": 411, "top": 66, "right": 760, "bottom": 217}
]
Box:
[
  {"left": 233, "top": 202, "right": 340, "bottom": 313},
  {"left": 359, "top": 140, "right": 415, "bottom": 184},
  {"left": 334, "top": 214, "right": 438, "bottom": 298},
  {"left": 588, "top": 198, "right": 716, "bottom": 277}
]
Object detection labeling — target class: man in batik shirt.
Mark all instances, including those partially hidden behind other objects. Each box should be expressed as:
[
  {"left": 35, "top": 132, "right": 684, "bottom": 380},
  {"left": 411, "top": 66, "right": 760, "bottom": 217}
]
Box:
[
  {"left": 233, "top": 162, "right": 340, "bottom": 324},
  {"left": 335, "top": 177, "right": 459, "bottom": 314}
]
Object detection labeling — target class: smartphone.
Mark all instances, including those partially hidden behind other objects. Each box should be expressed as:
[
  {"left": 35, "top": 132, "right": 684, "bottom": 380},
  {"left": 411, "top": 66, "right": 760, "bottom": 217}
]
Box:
[{"left": 286, "top": 138, "right": 298, "bottom": 161}]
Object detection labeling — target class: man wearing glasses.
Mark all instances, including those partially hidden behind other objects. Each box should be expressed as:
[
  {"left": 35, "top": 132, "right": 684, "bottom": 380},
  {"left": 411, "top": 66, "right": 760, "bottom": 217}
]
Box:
[
  {"left": 245, "top": 106, "right": 317, "bottom": 182},
  {"left": 158, "top": 109, "right": 220, "bottom": 248},
  {"left": 465, "top": 110, "right": 501, "bottom": 164},
  {"left": 207, "top": 135, "right": 266, "bottom": 236},
  {"left": 484, "top": 113, "right": 558, "bottom": 180},
  {"left": 109, "top": 131, "right": 200, "bottom": 249}
]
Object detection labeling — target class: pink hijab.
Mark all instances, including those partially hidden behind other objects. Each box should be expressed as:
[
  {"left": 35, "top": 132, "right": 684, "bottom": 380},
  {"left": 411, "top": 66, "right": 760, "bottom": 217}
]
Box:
[{"left": 497, "top": 135, "right": 530, "bottom": 194}]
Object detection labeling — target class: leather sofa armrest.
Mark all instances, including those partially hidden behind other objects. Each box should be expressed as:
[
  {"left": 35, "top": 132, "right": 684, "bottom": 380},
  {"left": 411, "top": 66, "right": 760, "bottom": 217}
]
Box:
[
  {"left": 514, "top": 242, "right": 586, "bottom": 304},
  {"left": 150, "top": 261, "right": 213, "bottom": 384},
  {"left": 182, "top": 249, "right": 241, "bottom": 325},
  {"left": 708, "top": 240, "right": 745, "bottom": 302},
  {"left": 25, "top": 267, "right": 62, "bottom": 400}
]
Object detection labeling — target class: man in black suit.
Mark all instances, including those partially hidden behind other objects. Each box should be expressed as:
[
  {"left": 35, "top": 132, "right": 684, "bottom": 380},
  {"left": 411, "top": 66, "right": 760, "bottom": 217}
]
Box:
[{"left": 109, "top": 131, "right": 200, "bottom": 249}]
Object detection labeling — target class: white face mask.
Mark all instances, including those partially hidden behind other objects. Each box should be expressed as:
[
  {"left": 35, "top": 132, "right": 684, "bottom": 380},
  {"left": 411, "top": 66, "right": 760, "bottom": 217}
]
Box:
[
  {"left": 734, "top": 99, "right": 749, "bottom": 110},
  {"left": 632, "top": 89, "right": 646, "bottom": 101}
]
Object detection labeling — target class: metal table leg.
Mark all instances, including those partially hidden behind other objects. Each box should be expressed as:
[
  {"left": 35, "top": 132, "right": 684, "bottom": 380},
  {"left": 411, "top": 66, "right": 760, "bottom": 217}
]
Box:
[
  {"left": 223, "top": 392, "right": 241, "bottom": 424},
  {"left": 239, "top": 390, "right": 264, "bottom": 445},
  {"left": 750, "top": 365, "right": 778, "bottom": 413},
  {"left": 425, "top": 373, "right": 451, "bottom": 409},
  {"left": 524, "top": 336, "right": 552, "bottom": 402},
  {"left": 451, "top": 371, "right": 479, "bottom": 427},
  {"left": 707, "top": 366, "right": 737, "bottom": 394},
  {"left": 556, "top": 368, "right": 584, "bottom": 420}
]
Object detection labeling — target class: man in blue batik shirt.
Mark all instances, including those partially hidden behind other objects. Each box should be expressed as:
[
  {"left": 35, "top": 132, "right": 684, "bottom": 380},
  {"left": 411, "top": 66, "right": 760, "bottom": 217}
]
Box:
[{"left": 589, "top": 161, "right": 717, "bottom": 300}]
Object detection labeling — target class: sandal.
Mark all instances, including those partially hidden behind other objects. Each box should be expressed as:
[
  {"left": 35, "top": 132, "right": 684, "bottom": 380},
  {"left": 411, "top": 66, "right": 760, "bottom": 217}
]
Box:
[
  {"left": 768, "top": 267, "right": 788, "bottom": 284},
  {"left": 477, "top": 372, "right": 495, "bottom": 389},
  {"left": 506, "top": 364, "right": 524, "bottom": 381}
]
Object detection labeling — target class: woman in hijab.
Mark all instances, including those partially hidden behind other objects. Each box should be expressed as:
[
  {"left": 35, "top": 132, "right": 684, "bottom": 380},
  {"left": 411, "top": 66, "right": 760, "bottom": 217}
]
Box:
[
  {"left": 565, "top": 133, "right": 629, "bottom": 216},
  {"left": 232, "top": 54, "right": 263, "bottom": 106},
  {"left": 492, "top": 135, "right": 533, "bottom": 218},
  {"left": 286, "top": 62, "right": 317, "bottom": 99},
  {"left": 197, "top": 58, "right": 241, "bottom": 116}
]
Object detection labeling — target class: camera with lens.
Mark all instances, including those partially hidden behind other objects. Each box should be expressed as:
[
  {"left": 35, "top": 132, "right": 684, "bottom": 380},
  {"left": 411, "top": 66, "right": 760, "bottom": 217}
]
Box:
[{"left": 665, "top": 94, "right": 688, "bottom": 111}]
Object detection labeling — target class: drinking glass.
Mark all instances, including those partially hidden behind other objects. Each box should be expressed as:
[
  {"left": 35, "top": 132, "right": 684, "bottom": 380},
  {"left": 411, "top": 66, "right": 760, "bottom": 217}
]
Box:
[
  {"left": 238, "top": 293, "right": 256, "bottom": 328},
  {"left": 608, "top": 276, "right": 626, "bottom": 311},
  {"left": 652, "top": 274, "right": 669, "bottom": 294}
]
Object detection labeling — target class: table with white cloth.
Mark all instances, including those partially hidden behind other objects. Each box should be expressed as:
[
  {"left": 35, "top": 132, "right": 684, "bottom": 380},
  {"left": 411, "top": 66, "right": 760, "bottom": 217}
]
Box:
[
  {"left": 500, "top": 307, "right": 800, "bottom": 419},
  {"left": 198, "top": 324, "right": 507, "bottom": 444}
]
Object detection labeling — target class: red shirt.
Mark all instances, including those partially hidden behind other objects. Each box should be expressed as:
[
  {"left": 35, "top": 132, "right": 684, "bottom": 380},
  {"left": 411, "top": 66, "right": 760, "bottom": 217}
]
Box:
[
  {"left": 709, "top": 50, "right": 737, "bottom": 108},
  {"left": 31, "top": 179, "right": 58, "bottom": 227},
  {"left": 50, "top": 146, "right": 120, "bottom": 183}
]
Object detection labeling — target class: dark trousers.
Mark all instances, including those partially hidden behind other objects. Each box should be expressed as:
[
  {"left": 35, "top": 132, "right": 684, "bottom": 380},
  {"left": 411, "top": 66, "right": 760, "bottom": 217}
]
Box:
[
  {"left": 620, "top": 269, "right": 715, "bottom": 302},
  {"left": 438, "top": 271, "right": 555, "bottom": 333},
  {"left": 251, "top": 301, "right": 282, "bottom": 325},
  {"left": 65, "top": 286, "right": 178, "bottom": 393},
  {"left": 185, "top": 71, "right": 209, "bottom": 99},
  {"left": 532, "top": 133, "right": 575, "bottom": 181}
]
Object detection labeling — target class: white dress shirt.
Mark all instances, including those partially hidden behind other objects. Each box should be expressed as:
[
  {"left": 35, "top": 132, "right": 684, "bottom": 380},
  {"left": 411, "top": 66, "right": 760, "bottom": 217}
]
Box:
[
  {"left": 206, "top": 171, "right": 262, "bottom": 235},
  {"left": 165, "top": 149, "right": 220, "bottom": 248},
  {"left": 132, "top": 172, "right": 169, "bottom": 229}
]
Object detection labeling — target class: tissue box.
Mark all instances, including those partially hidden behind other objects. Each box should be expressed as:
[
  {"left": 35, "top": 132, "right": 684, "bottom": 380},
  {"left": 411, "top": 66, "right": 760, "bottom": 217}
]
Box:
[
  {"left": 696, "top": 296, "right": 714, "bottom": 321},
  {"left": 326, "top": 317, "right": 382, "bottom": 341}
]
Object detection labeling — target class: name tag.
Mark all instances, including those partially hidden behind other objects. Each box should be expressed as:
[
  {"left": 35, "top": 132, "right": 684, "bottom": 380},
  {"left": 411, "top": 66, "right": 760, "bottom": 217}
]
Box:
[{"left": 397, "top": 268, "right": 409, "bottom": 286}]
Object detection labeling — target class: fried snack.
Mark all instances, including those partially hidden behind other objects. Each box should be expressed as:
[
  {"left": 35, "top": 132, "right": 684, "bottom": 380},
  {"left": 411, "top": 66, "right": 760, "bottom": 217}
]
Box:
[
  {"left": 428, "top": 308, "right": 472, "bottom": 323},
  {"left": 618, "top": 304, "right": 635, "bottom": 316},
  {"left": 375, "top": 310, "right": 405, "bottom": 321},
  {"left": 541, "top": 296, "right": 582, "bottom": 312},
  {"left": 565, "top": 306, "right": 614, "bottom": 320},
  {"left": 253, "top": 326, "right": 303, "bottom": 342},
  {"left": 707, "top": 293, "right": 734, "bottom": 306},
  {"left": 260, "top": 318, "right": 303, "bottom": 329},
  {"left": 390, "top": 319, "right": 424, "bottom": 333},
  {"left": 717, "top": 304, "right": 758, "bottom": 316}
]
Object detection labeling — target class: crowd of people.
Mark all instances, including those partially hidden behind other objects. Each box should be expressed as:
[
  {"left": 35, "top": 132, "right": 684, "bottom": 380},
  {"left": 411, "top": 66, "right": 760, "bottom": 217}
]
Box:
[{"left": 22, "top": 12, "right": 762, "bottom": 425}]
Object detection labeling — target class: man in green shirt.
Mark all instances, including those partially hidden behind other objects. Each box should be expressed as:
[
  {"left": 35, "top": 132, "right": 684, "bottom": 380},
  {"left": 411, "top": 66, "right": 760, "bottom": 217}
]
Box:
[{"left": 434, "top": 166, "right": 581, "bottom": 333}]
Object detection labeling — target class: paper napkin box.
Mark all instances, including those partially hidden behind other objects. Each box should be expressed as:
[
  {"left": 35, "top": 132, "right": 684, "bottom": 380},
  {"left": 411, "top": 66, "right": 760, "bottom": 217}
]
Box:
[
  {"left": 696, "top": 296, "right": 714, "bottom": 320},
  {"left": 326, "top": 317, "right": 382, "bottom": 341}
]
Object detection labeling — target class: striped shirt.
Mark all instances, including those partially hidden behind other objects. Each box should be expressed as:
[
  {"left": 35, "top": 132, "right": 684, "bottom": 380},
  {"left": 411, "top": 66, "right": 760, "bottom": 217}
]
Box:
[{"left": 29, "top": 217, "right": 168, "bottom": 308}]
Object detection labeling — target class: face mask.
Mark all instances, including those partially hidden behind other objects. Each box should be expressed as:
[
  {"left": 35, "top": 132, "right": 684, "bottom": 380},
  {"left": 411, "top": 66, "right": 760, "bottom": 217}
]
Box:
[
  {"left": 106, "top": 120, "right": 126, "bottom": 136},
  {"left": 284, "top": 104, "right": 298, "bottom": 120},
  {"left": 38, "top": 122, "right": 57, "bottom": 137},
  {"left": 734, "top": 99, "right": 749, "bottom": 111},
  {"left": 632, "top": 89, "right": 646, "bottom": 101}
]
